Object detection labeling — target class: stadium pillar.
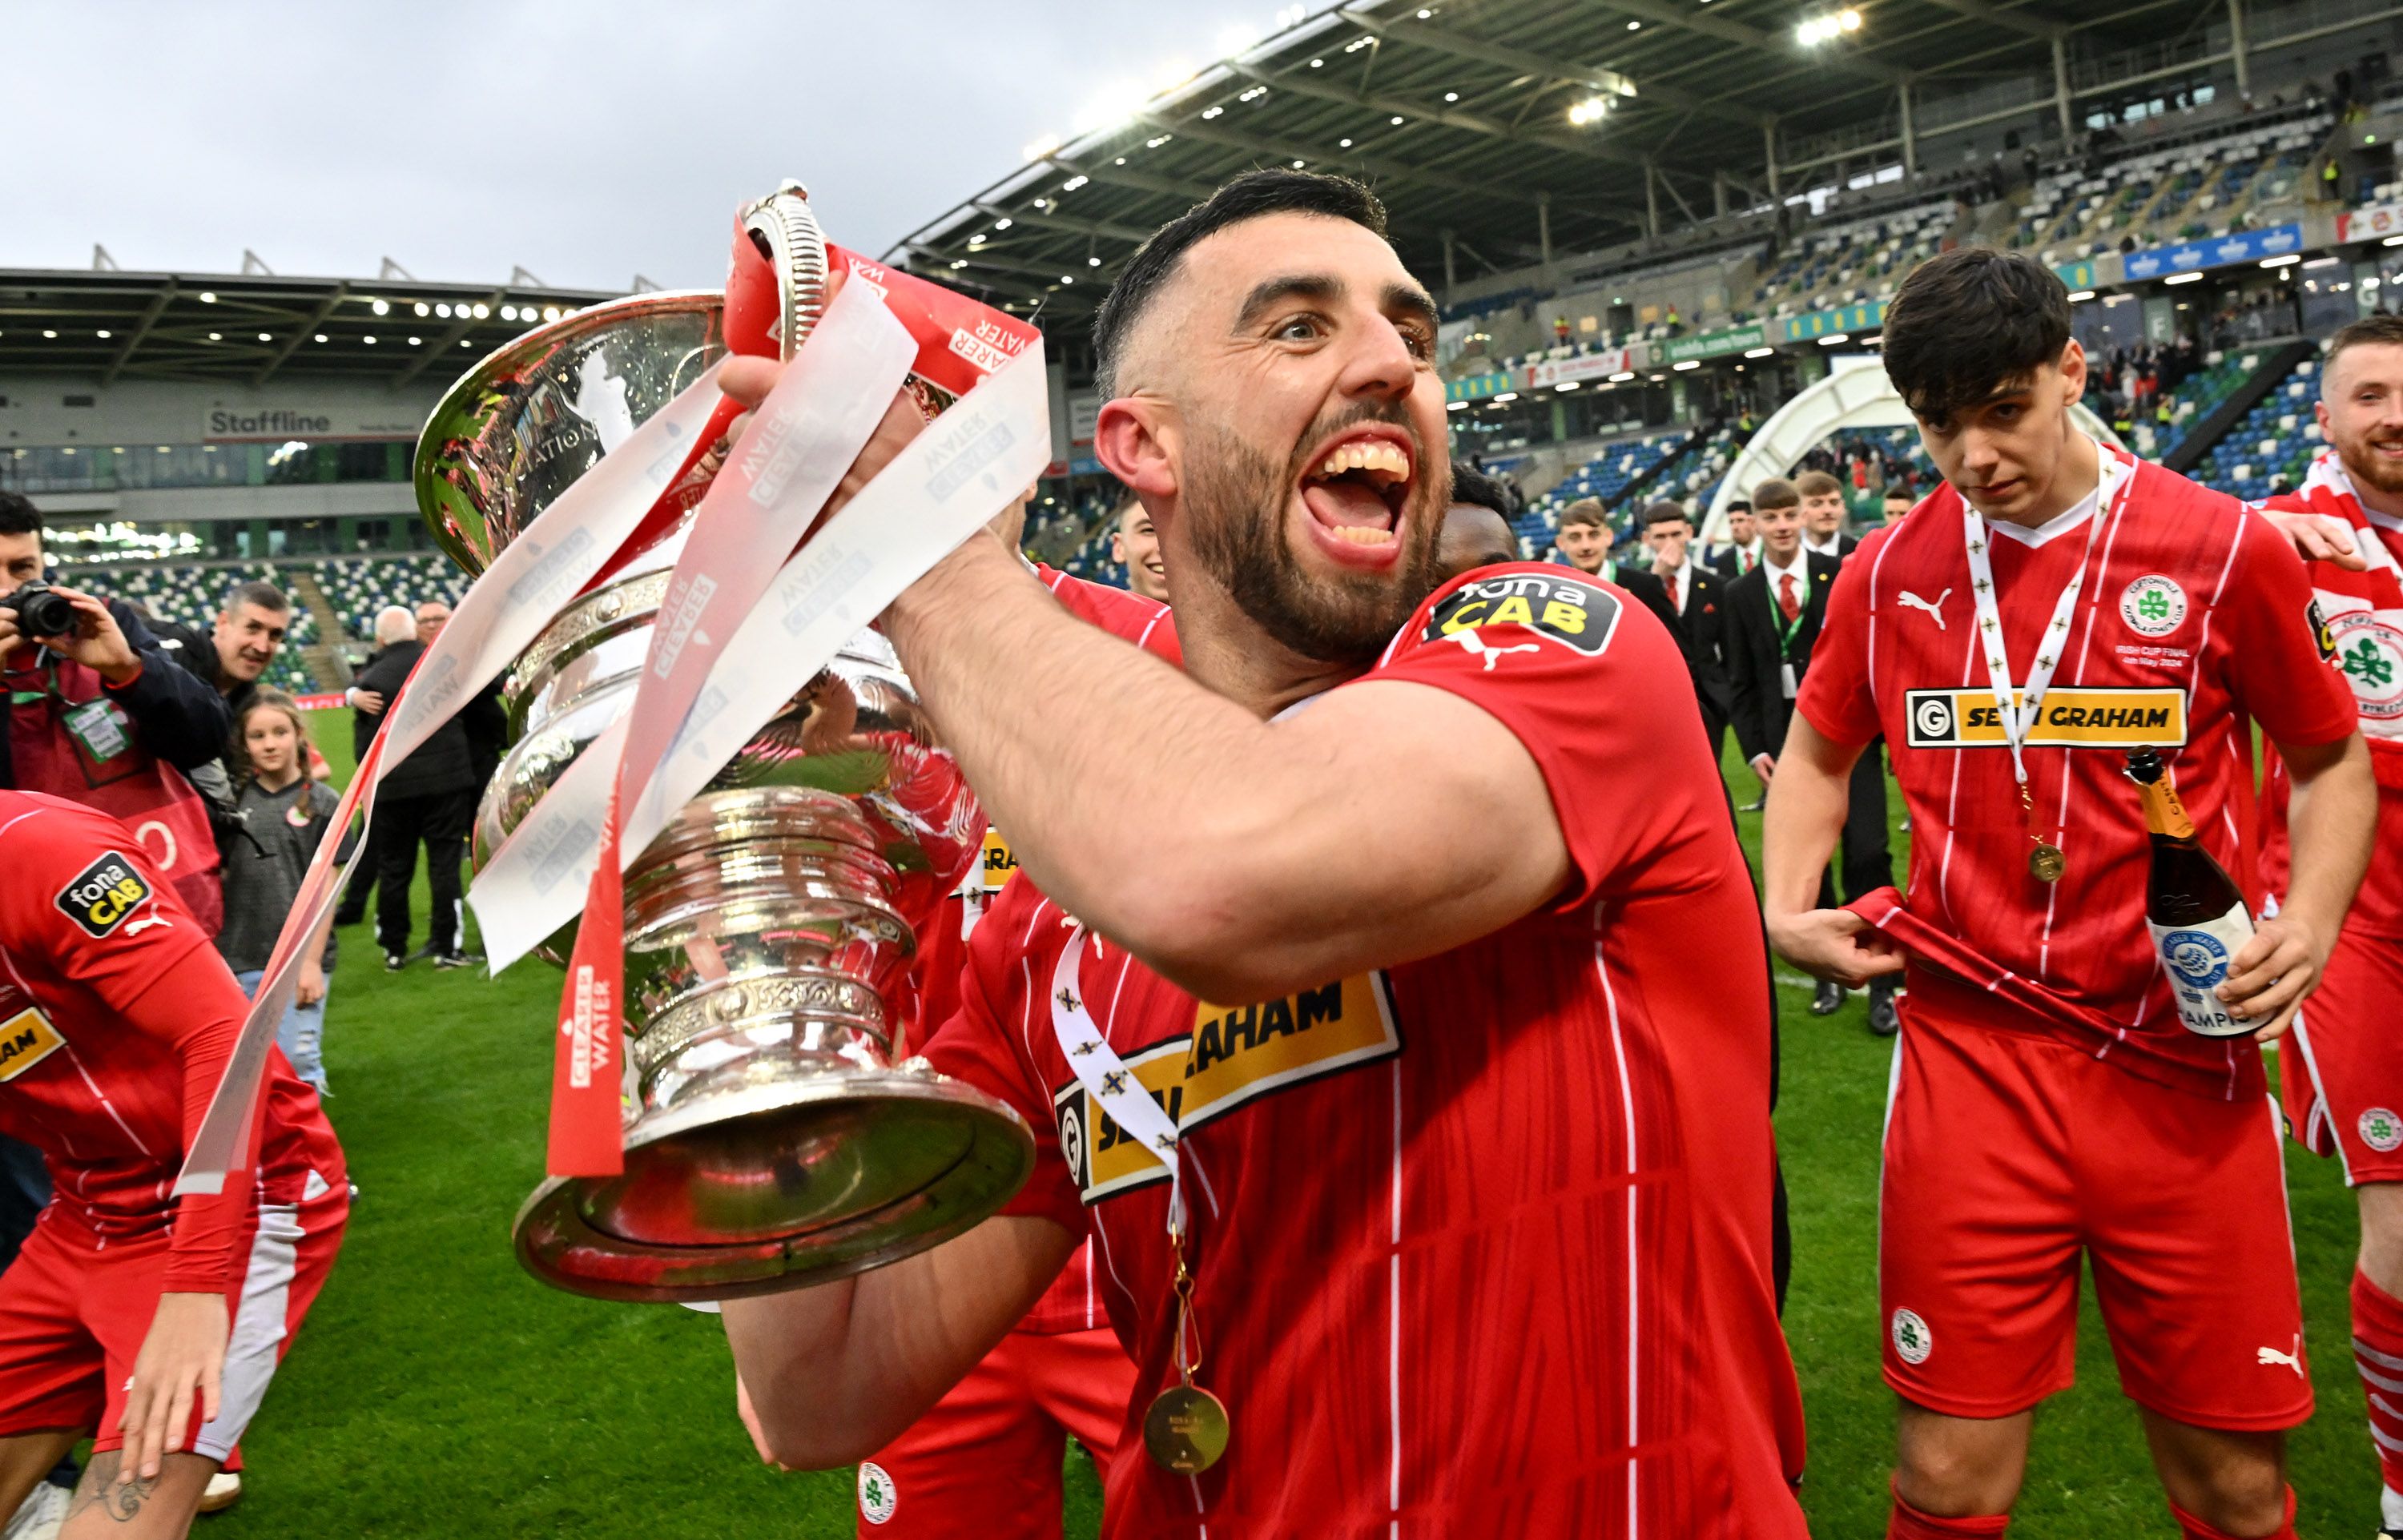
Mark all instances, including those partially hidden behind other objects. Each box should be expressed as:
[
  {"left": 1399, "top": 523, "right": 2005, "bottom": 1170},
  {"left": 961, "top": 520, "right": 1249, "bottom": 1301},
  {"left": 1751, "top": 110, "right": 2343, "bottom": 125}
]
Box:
[
  {"left": 2053, "top": 37, "right": 2075, "bottom": 140},
  {"left": 1537, "top": 191, "right": 1552, "bottom": 267},
  {"left": 2228, "top": 0, "right": 2251, "bottom": 95},
  {"left": 1899, "top": 78, "right": 1918, "bottom": 176},
  {"left": 1644, "top": 163, "right": 1661, "bottom": 239},
  {"left": 1764, "top": 121, "right": 1781, "bottom": 198},
  {"left": 1441, "top": 229, "right": 1457, "bottom": 298},
  {"left": 1713, "top": 172, "right": 1728, "bottom": 219}
]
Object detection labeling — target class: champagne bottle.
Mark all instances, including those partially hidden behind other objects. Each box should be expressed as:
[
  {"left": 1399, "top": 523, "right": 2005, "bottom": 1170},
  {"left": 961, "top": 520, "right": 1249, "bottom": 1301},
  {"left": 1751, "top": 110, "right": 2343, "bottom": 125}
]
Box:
[{"left": 2124, "top": 746, "right": 2257, "bottom": 1038}]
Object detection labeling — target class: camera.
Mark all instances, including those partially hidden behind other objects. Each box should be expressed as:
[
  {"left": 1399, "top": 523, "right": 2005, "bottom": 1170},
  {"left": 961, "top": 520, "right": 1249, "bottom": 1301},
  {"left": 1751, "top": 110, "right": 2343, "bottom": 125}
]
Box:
[{"left": 2, "top": 581, "right": 78, "bottom": 638}]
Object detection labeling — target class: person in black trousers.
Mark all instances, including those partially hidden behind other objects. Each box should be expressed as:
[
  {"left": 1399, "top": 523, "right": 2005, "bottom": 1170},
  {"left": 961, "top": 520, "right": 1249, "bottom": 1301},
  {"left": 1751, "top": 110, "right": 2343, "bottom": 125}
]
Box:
[
  {"left": 1723, "top": 478, "right": 1897, "bottom": 1035},
  {"left": 1637, "top": 501, "right": 1734, "bottom": 769},
  {"left": 348, "top": 607, "right": 497, "bottom": 968}
]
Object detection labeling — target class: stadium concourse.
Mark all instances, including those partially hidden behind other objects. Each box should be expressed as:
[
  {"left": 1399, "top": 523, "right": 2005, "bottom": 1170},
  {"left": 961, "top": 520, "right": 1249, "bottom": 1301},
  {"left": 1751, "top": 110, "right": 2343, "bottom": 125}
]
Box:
[{"left": 6, "top": 0, "right": 2403, "bottom": 1534}]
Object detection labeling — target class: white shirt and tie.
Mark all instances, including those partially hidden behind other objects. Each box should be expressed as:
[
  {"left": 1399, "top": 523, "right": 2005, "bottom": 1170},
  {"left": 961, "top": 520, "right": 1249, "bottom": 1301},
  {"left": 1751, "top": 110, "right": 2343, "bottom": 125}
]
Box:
[{"left": 1761, "top": 548, "right": 1809, "bottom": 700}]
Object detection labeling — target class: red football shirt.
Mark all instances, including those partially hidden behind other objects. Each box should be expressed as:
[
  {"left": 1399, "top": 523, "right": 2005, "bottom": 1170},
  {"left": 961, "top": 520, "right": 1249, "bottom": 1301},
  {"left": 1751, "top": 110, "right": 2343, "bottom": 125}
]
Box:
[
  {"left": 0, "top": 791, "right": 344, "bottom": 1288},
  {"left": 1800, "top": 452, "right": 2358, "bottom": 1098},
  {"left": 2256, "top": 455, "right": 2403, "bottom": 938},
  {"left": 926, "top": 564, "right": 1806, "bottom": 1538}
]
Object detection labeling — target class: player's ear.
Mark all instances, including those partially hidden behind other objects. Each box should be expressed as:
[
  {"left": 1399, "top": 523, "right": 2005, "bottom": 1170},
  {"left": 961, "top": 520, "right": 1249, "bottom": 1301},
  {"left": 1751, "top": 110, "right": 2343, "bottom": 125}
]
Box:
[
  {"left": 1094, "top": 398, "right": 1177, "bottom": 502},
  {"left": 2057, "top": 338, "right": 2088, "bottom": 409}
]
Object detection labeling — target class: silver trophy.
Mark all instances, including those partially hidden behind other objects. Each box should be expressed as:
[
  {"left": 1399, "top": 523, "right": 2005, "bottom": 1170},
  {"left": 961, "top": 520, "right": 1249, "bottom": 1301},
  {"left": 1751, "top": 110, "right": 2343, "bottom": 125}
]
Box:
[{"left": 413, "top": 207, "right": 1033, "bottom": 1304}]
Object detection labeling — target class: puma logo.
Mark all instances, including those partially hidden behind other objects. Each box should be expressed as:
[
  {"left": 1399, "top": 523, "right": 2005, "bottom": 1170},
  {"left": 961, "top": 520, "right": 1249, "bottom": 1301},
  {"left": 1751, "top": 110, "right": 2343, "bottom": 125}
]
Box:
[
  {"left": 1447, "top": 631, "right": 1542, "bottom": 672},
  {"left": 1897, "top": 589, "right": 1952, "bottom": 629},
  {"left": 2257, "top": 1337, "right": 2304, "bottom": 1377},
  {"left": 119, "top": 914, "right": 171, "bottom": 938}
]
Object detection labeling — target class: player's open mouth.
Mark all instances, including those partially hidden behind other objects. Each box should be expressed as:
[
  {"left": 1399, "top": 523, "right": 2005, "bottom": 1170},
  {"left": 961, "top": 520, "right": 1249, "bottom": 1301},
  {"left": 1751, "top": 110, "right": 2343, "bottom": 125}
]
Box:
[{"left": 1298, "top": 428, "right": 1413, "bottom": 557}]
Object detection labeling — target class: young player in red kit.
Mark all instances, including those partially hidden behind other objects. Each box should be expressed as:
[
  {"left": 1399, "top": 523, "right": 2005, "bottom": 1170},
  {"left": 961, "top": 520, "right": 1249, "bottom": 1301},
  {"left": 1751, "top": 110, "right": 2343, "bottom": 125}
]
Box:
[
  {"left": 831, "top": 507, "right": 1165, "bottom": 1538},
  {"left": 2252, "top": 316, "right": 2403, "bottom": 1538},
  {"left": 0, "top": 791, "right": 346, "bottom": 1538},
  {"left": 1763, "top": 247, "right": 2374, "bottom": 1540},
  {"left": 718, "top": 171, "right": 1808, "bottom": 1537}
]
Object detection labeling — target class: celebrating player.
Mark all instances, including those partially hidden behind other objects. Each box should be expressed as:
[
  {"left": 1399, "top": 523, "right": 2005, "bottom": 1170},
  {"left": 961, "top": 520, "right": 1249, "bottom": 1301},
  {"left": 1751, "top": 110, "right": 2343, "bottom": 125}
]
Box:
[
  {"left": 1763, "top": 247, "right": 2373, "bottom": 1540},
  {"left": 2253, "top": 316, "right": 2403, "bottom": 1538},
  {"left": 0, "top": 791, "right": 346, "bottom": 1539},
  {"left": 720, "top": 170, "right": 1807, "bottom": 1536}
]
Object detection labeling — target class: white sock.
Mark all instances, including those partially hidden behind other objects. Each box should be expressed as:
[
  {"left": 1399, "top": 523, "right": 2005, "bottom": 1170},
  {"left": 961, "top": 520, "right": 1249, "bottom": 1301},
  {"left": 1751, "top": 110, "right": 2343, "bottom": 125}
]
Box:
[{"left": 2382, "top": 1482, "right": 2403, "bottom": 1530}]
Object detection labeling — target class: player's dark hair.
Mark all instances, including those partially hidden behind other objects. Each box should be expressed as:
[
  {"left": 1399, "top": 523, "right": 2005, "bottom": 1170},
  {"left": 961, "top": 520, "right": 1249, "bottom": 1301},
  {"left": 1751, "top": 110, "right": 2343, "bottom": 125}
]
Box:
[
  {"left": 1640, "top": 499, "right": 1692, "bottom": 531},
  {"left": 1092, "top": 169, "right": 1391, "bottom": 399},
  {"left": 223, "top": 578, "right": 290, "bottom": 616},
  {"left": 2323, "top": 313, "right": 2403, "bottom": 384},
  {"left": 1449, "top": 460, "right": 1511, "bottom": 518},
  {"left": 1557, "top": 497, "right": 1609, "bottom": 530},
  {"left": 1882, "top": 247, "right": 2071, "bottom": 426},
  {"left": 1882, "top": 483, "right": 1914, "bottom": 502},
  {"left": 0, "top": 492, "right": 42, "bottom": 540},
  {"left": 1727, "top": 498, "right": 1753, "bottom": 514},
  {"left": 1753, "top": 477, "right": 1800, "bottom": 511}
]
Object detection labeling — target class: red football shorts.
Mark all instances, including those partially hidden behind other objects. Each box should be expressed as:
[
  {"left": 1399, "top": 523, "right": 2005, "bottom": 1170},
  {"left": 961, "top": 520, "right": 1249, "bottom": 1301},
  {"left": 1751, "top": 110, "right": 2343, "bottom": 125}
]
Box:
[
  {"left": 854, "top": 1325, "right": 1138, "bottom": 1536},
  {"left": 2279, "top": 921, "right": 2403, "bottom": 1184},
  {"left": 1880, "top": 1008, "right": 2310, "bottom": 1430},
  {"left": 0, "top": 1186, "right": 347, "bottom": 1461}
]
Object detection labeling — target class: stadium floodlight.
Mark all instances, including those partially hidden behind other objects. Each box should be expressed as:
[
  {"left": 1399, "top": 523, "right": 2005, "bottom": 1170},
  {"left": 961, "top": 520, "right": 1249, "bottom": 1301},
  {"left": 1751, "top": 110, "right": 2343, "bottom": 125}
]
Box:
[
  {"left": 312, "top": 333, "right": 327, "bottom": 343},
  {"left": 1088, "top": 255, "right": 1102, "bottom": 267},
  {"left": 1060, "top": 275, "right": 1074, "bottom": 284},
  {"left": 1556, "top": 380, "right": 1582, "bottom": 391},
  {"left": 199, "top": 292, "right": 215, "bottom": 303},
  {"left": 2067, "top": 289, "right": 2097, "bottom": 301},
  {"left": 1215, "top": 22, "right": 1261, "bottom": 55},
  {"left": 415, "top": 302, "right": 430, "bottom": 316},
  {"left": 1568, "top": 97, "right": 1611, "bottom": 126},
  {"left": 2259, "top": 254, "right": 2301, "bottom": 268},
  {"left": 370, "top": 299, "right": 389, "bottom": 316},
  {"left": 1340, "top": 137, "right": 1354, "bottom": 147},
  {"left": 1061, "top": 175, "right": 1089, "bottom": 191},
  {"left": 543, "top": 306, "right": 562, "bottom": 321},
  {"left": 1627, "top": 19, "right": 1640, "bottom": 28},
  {"left": 1817, "top": 332, "right": 1851, "bottom": 345},
  {"left": 1446, "top": 400, "right": 1469, "bottom": 411},
  {"left": 1672, "top": 359, "right": 1701, "bottom": 371},
  {"left": 1293, "top": 158, "right": 1307, "bottom": 168},
  {"left": 501, "top": 305, "right": 518, "bottom": 321},
  {"left": 473, "top": 303, "right": 491, "bottom": 319},
  {"left": 409, "top": 336, "right": 423, "bottom": 346},
  {"left": 257, "top": 332, "right": 271, "bottom": 341},
  {"left": 205, "top": 331, "right": 219, "bottom": 341},
  {"left": 1745, "top": 346, "right": 1775, "bottom": 358},
  {"left": 1445, "top": 91, "right": 1459, "bottom": 102},
  {"left": 1022, "top": 133, "right": 1061, "bottom": 162},
  {"left": 2164, "top": 271, "right": 2204, "bottom": 285},
  {"left": 1797, "top": 10, "right": 1862, "bottom": 45},
  {"left": 1608, "top": 370, "right": 1636, "bottom": 382},
  {"left": 993, "top": 217, "right": 1013, "bottom": 231},
  {"left": 1073, "top": 80, "right": 1150, "bottom": 135},
  {"left": 96, "top": 329, "right": 111, "bottom": 340},
  {"left": 42, "top": 328, "right": 58, "bottom": 339}
]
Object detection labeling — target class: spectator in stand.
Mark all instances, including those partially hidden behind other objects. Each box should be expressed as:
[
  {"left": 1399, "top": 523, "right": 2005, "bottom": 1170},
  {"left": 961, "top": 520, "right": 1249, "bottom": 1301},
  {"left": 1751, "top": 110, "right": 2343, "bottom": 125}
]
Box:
[
  {"left": 217, "top": 690, "right": 349, "bottom": 1094},
  {"left": 348, "top": 606, "right": 497, "bottom": 969}
]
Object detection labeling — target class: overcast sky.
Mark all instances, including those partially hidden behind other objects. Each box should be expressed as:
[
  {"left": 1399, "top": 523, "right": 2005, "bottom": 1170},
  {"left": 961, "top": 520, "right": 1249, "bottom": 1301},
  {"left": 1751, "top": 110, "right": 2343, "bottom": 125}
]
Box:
[{"left": 8, "top": 1, "right": 1267, "bottom": 292}]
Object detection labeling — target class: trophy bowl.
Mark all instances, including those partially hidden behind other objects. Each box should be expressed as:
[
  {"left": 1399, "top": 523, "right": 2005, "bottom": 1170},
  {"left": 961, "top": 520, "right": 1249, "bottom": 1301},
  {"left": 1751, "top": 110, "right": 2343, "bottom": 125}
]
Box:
[{"left": 417, "top": 261, "right": 1033, "bottom": 1303}]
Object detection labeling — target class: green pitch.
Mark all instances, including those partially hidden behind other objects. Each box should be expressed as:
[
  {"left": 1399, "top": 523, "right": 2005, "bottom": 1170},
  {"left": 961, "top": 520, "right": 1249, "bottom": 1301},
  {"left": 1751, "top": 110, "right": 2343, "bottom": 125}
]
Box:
[{"left": 199, "top": 713, "right": 2370, "bottom": 1536}]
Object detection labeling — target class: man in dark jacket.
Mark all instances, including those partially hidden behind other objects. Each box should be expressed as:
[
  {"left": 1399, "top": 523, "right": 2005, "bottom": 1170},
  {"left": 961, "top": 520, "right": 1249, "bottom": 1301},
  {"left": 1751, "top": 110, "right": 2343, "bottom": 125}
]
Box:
[
  {"left": 350, "top": 605, "right": 494, "bottom": 968},
  {"left": 1638, "top": 501, "right": 1735, "bottom": 767}
]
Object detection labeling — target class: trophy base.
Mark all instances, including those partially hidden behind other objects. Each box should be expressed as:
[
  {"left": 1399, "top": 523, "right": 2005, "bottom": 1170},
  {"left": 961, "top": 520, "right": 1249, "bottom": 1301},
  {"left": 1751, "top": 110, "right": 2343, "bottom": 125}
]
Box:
[{"left": 511, "top": 1065, "right": 1034, "bottom": 1302}]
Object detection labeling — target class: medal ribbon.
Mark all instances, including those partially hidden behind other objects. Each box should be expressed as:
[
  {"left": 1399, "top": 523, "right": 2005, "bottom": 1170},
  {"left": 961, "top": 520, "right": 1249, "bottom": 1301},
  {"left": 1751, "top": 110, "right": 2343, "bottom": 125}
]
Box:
[
  {"left": 1960, "top": 441, "right": 2130, "bottom": 798},
  {"left": 1049, "top": 927, "right": 1220, "bottom": 1470}
]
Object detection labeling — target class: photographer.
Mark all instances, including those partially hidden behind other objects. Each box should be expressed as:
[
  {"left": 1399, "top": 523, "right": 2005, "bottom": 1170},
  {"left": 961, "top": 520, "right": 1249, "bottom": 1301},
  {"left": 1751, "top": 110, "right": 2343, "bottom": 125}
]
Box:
[{"left": 0, "top": 493, "right": 233, "bottom": 931}]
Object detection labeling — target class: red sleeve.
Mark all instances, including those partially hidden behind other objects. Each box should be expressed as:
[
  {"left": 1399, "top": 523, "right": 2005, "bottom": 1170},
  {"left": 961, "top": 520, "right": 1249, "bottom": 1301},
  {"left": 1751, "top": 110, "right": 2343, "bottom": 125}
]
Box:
[
  {"left": 918, "top": 885, "right": 1087, "bottom": 1238},
  {"left": 1035, "top": 564, "right": 1182, "bottom": 665},
  {"left": 2222, "top": 509, "right": 2360, "bottom": 749},
  {"left": 121, "top": 948, "right": 253, "bottom": 1291},
  {"left": 0, "top": 803, "right": 248, "bottom": 1289},
  {"left": 1797, "top": 546, "right": 1882, "bottom": 746},
  {"left": 1370, "top": 565, "right": 1724, "bottom": 911}
]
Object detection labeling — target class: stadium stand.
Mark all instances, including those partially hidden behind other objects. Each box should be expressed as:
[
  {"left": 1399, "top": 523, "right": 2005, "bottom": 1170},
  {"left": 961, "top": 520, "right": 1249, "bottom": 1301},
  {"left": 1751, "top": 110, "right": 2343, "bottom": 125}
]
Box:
[
  {"left": 55, "top": 561, "right": 322, "bottom": 695},
  {"left": 315, "top": 554, "right": 469, "bottom": 643},
  {"left": 2012, "top": 111, "right": 2331, "bottom": 264},
  {"left": 2192, "top": 352, "right": 2327, "bottom": 495},
  {"left": 1754, "top": 203, "right": 1956, "bottom": 319}
]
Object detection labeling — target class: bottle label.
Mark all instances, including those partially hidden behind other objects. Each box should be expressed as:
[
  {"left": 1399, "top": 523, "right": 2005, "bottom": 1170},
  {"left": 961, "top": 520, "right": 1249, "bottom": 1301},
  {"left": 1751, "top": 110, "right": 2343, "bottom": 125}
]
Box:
[{"left": 2148, "top": 901, "right": 2258, "bottom": 1037}]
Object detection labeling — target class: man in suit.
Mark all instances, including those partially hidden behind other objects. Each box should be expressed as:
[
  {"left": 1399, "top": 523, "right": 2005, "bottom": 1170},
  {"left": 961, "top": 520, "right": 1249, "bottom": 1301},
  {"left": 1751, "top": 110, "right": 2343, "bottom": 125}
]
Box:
[
  {"left": 1640, "top": 500, "right": 1733, "bottom": 768},
  {"left": 1724, "top": 477, "right": 1896, "bottom": 1032},
  {"left": 1554, "top": 498, "right": 1687, "bottom": 648},
  {"left": 1712, "top": 501, "right": 1763, "bottom": 577},
  {"left": 1796, "top": 470, "right": 1858, "bottom": 560}
]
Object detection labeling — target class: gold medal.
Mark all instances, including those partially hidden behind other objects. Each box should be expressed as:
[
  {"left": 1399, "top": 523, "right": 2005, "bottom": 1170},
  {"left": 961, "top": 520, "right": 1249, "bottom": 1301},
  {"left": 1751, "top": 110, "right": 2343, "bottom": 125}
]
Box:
[
  {"left": 1144, "top": 1382, "right": 1230, "bottom": 1474},
  {"left": 2029, "top": 842, "right": 2065, "bottom": 883}
]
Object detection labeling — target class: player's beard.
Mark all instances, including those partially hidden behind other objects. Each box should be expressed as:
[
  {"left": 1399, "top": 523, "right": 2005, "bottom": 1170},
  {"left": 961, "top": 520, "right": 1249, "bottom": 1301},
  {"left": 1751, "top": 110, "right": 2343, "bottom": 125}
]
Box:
[
  {"left": 1180, "top": 406, "right": 1445, "bottom": 665},
  {"left": 2337, "top": 428, "right": 2403, "bottom": 497}
]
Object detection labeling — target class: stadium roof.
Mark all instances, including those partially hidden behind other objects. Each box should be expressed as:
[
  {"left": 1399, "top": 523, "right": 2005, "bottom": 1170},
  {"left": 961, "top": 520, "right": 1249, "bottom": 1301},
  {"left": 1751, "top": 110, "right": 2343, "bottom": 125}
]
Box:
[
  {"left": 0, "top": 267, "right": 623, "bottom": 389},
  {"left": 885, "top": 0, "right": 2338, "bottom": 320}
]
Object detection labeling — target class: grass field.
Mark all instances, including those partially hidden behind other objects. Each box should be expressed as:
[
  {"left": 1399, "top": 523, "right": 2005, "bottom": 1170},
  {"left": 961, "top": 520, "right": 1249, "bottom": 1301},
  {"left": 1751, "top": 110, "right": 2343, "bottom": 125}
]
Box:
[{"left": 187, "top": 711, "right": 2375, "bottom": 1537}]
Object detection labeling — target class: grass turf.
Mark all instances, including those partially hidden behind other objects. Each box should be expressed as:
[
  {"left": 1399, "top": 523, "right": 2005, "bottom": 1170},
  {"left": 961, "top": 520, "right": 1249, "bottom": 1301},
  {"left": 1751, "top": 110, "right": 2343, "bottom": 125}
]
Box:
[{"left": 194, "top": 713, "right": 2372, "bottom": 1537}]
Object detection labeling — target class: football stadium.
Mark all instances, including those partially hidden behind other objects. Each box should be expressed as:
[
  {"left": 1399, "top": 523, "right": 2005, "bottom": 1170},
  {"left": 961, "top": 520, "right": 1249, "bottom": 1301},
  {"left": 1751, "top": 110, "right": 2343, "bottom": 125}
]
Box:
[{"left": 6, "top": 0, "right": 2403, "bottom": 1535}]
